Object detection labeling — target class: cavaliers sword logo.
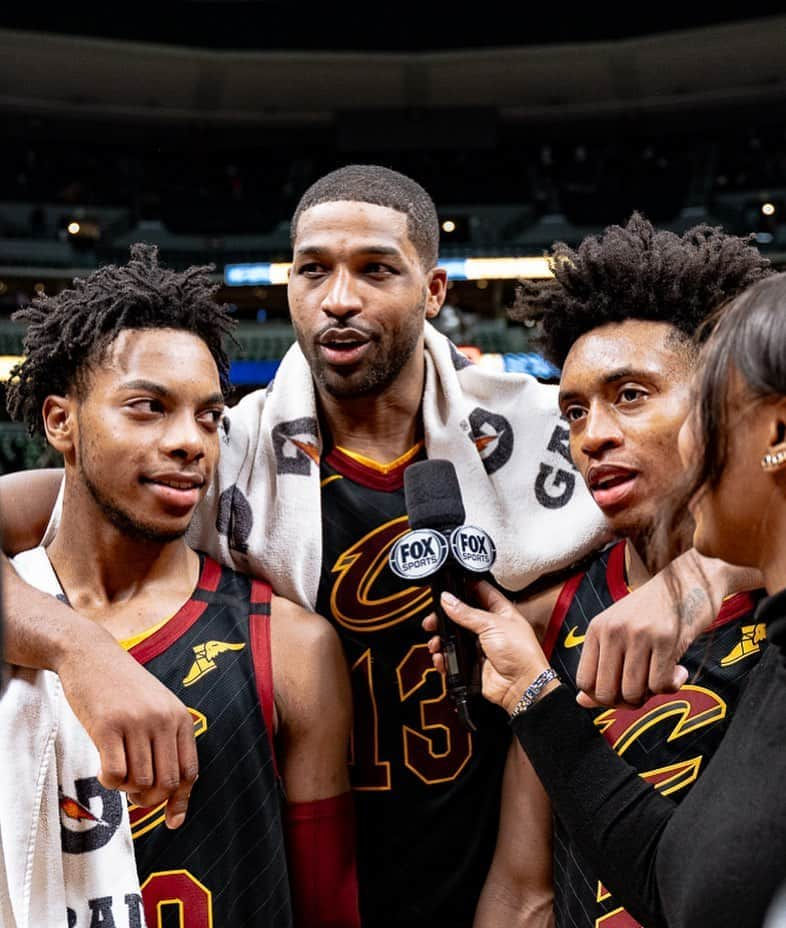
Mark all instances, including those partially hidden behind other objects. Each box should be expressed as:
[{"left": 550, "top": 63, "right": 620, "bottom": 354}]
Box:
[
  {"left": 183, "top": 640, "right": 246, "bottom": 687},
  {"left": 330, "top": 517, "right": 433, "bottom": 633}
]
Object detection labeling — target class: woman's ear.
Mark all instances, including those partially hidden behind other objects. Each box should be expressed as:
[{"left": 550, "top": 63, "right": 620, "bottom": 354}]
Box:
[
  {"left": 761, "top": 400, "right": 786, "bottom": 473},
  {"left": 42, "top": 395, "right": 76, "bottom": 458}
]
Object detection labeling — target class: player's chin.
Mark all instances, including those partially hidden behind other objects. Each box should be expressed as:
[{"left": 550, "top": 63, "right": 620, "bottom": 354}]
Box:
[
  {"left": 319, "top": 367, "right": 373, "bottom": 399},
  {"left": 603, "top": 507, "right": 645, "bottom": 539},
  {"left": 150, "top": 528, "right": 190, "bottom": 545},
  {"left": 131, "top": 514, "right": 192, "bottom": 545}
]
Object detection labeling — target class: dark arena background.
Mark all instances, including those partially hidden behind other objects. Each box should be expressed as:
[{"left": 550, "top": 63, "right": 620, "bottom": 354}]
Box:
[{"left": 2, "top": 4, "right": 786, "bottom": 472}]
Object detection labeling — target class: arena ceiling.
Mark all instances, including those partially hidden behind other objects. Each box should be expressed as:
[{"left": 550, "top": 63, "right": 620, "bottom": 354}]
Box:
[
  {"left": 2, "top": 6, "right": 786, "bottom": 52},
  {"left": 2, "top": 10, "right": 786, "bottom": 130}
]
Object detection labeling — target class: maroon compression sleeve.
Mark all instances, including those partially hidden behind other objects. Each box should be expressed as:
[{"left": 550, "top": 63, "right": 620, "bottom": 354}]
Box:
[{"left": 284, "top": 791, "right": 360, "bottom": 928}]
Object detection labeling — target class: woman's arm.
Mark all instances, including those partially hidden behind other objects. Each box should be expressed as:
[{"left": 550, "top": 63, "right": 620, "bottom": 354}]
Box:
[
  {"left": 512, "top": 685, "right": 671, "bottom": 928},
  {"left": 440, "top": 582, "right": 675, "bottom": 928}
]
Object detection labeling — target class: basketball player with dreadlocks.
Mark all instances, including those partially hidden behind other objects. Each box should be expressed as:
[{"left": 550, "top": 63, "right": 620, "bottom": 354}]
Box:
[
  {"left": 449, "top": 214, "right": 771, "bottom": 928},
  {"left": 0, "top": 245, "right": 359, "bottom": 928}
]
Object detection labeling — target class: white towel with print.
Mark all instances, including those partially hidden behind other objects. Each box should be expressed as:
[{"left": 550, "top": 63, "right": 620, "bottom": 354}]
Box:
[
  {"left": 186, "top": 322, "right": 607, "bottom": 607},
  {"left": 0, "top": 548, "right": 144, "bottom": 928}
]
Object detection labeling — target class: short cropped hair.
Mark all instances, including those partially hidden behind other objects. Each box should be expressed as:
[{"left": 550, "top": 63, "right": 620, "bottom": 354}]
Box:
[
  {"left": 512, "top": 212, "right": 773, "bottom": 366},
  {"left": 291, "top": 164, "right": 440, "bottom": 269},
  {"left": 6, "top": 243, "right": 236, "bottom": 436}
]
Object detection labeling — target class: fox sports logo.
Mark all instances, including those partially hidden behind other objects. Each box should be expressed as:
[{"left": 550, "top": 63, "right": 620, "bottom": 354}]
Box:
[{"left": 389, "top": 529, "right": 449, "bottom": 580}]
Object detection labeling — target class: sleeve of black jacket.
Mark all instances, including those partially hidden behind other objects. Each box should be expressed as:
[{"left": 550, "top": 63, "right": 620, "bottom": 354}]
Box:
[{"left": 512, "top": 684, "right": 676, "bottom": 928}]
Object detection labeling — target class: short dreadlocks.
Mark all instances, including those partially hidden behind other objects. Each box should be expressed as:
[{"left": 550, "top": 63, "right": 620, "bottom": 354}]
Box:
[
  {"left": 511, "top": 212, "right": 773, "bottom": 367},
  {"left": 6, "top": 243, "right": 236, "bottom": 436}
]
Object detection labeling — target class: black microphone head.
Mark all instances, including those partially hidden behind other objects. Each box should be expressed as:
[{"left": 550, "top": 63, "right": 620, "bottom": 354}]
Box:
[{"left": 404, "top": 459, "right": 466, "bottom": 531}]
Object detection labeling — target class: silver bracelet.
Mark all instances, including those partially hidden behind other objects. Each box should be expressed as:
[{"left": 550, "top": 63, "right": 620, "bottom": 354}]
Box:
[{"left": 508, "top": 668, "right": 560, "bottom": 721}]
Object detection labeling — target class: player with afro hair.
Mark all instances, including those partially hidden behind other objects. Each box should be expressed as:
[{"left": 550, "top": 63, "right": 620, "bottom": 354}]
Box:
[
  {"left": 512, "top": 212, "right": 772, "bottom": 367},
  {"left": 458, "top": 213, "right": 778, "bottom": 928}
]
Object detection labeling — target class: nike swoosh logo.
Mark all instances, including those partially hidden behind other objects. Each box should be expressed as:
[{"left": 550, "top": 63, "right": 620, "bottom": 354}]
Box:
[{"left": 564, "top": 626, "right": 586, "bottom": 649}]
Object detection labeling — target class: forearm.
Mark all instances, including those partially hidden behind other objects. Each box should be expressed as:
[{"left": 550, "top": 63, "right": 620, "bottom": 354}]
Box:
[
  {"left": 663, "top": 548, "right": 723, "bottom": 635},
  {"left": 2, "top": 553, "right": 99, "bottom": 671},
  {"left": 692, "top": 552, "right": 762, "bottom": 600},
  {"left": 474, "top": 740, "right": 555, "bottom": 928},
  {"left": 2, "top": 555, "right": 198, "bottom": 826},
  {"left": 575, "top": 548, "right": 762, "bottom": 704},
  {"left": 512, "top": 686, "right": 674, "bottom": 928},
  {"left": 669, "top": 549, "right": 761, "bottom": 633},
  {"left": 474, "top": 878, "right": 553, "bottom": 928}
]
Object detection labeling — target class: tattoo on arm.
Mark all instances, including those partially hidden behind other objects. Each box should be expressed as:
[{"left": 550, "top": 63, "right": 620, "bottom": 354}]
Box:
[{"left": 676, "top": 586, "right": 708, "bottom": 628}]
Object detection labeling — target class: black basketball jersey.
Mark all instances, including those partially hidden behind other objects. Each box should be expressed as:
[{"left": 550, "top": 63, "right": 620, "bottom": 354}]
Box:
[
  {"left": 544, "top": 541, "right": 766, "bottom": 928},
  {"left": 316, "top": 445, "right": 511, "bottom": 928},
  {"left": 127, "top": 555, "right": 293, "bottom": 928}
]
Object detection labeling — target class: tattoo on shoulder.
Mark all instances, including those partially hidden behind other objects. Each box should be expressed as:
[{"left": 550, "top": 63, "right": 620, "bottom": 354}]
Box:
[{"left": 676, "top": 586, "right": 708, "bottom": 627}]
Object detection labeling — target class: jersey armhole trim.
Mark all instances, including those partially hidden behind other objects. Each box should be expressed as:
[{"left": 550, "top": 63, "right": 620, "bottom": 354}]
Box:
[
  {"left": 542, "top": 570, "right": 585, "bottom": 660},
  {"left": 249, "top": 579, "right": 279, "bottom": 780},
  {"left": 710, "top": 591, "right": 758, "bottom": 630},
  {"left": 605, "top": 540, "right": 630, "bottom": 603}
]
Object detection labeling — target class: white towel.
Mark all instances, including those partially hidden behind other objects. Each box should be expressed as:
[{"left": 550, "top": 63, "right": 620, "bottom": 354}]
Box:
[
  {"left": 0, "top": 548, "right": 144, "bottom": 928},
  {"left": 187, "top": 322, "right": 607, "bottom": 606}
]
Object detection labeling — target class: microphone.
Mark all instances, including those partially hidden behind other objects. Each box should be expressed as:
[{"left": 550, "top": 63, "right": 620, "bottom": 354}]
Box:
[{"left": 390, "top": 459, "right": 497, "bottom": 732}]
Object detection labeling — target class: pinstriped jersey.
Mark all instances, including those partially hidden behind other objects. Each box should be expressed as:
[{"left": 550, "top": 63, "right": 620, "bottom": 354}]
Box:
[
  {"left": 128, "top": 554, "right": 293, "bottom": 928},
  {"left": 316, "top": 445, "right": 511, "bottom": 928},
  {"left": 543, "top": 541, "right": 766, "bottom": 928}
]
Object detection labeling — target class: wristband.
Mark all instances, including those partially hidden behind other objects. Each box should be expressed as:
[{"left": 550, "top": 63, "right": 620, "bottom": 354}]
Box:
[{"left": 508, "top": 668, "right": 559, "bottom": 720}]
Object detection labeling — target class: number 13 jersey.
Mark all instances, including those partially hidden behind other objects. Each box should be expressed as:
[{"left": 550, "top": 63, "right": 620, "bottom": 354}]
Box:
[{"left": 316, "top": 444, "right": 511, "bottom": 928}]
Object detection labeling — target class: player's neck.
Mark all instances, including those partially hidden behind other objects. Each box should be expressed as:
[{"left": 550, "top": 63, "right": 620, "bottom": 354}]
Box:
[
  {"left": 626, "top": 508, "right": 695, "bottom": 586},
  {"left": 317, "top": 361, "right": 425, "bottom": 463},
  {"left": 623, "top": 540, "right": 651, "bottom": 591},
  {"left": 48, "top": 487, "right": 199, "bottom": 623},
  {"left": 759, "top": 518, "right": 786, "bottom": 595}
]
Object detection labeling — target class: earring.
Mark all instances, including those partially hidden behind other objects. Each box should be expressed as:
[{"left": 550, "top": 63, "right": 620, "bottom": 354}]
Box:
[{"left": 761, "top": 446, "right": 786, "bottom": 471}]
